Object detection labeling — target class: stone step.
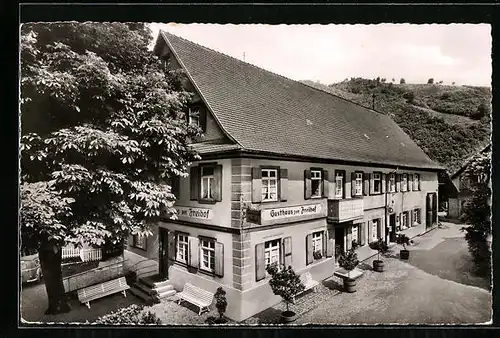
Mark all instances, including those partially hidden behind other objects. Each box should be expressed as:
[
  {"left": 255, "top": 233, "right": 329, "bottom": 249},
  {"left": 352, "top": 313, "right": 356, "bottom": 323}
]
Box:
[
  {"left": 154, "top": 284, "right": 174, "bottom": 294},
  {"left": 129, "top": 284, "right": 152, "bottom": 302},
  {"left": 153, "top": 279, "right": 171, "bottom": 288},
  {"left": 157, "top": 289, "right": 176, "bottom": 300},
  {"left": 134, "top": 281, "right": 155, "bottom": 295},
  {"left": 139, "top": 274, "right": 163, "bottom": 288}
]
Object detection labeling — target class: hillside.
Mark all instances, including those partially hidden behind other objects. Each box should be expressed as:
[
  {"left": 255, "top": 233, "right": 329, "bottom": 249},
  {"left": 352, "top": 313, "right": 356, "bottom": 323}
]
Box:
[{"left": 301, "top": 79, "right": 491, "bottom": 174}]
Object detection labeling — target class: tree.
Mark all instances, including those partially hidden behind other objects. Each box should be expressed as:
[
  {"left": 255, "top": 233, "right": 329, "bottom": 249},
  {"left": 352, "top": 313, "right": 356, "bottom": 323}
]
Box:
[
  {"left": 460, "top": 150, "right": 491, "bottom": 279},
  {"left": 214, "top": 287, "right": 228, "bottom": 322},
  {"left": 338, "top": 247, "right": 359, "bottom": 279},
  {"left": 20, "top": 23, "right": 200, "bottom": 314},
  {"left": 266, "top": 263, "right": 305, "bottom": 314},
  {"left": 400, "top": 78, "right": 406, "bottom": 84},
  {"left": 427, "top": 78, "right": 434, "bottom": 84},
  {"left": 369, "top": 238, "right": 388, "bottom": 262},
  {"left": 402, "top": 91, "right": 415, "bottom": 104},
  {"left": 471, "top": 102, "right": 490, "bottom": 120}
]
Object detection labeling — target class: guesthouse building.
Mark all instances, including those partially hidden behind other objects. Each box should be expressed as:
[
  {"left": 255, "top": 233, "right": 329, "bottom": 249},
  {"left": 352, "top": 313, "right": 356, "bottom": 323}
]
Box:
[{"left": 126, "top": 31, "right": 442, "bottom": 321}]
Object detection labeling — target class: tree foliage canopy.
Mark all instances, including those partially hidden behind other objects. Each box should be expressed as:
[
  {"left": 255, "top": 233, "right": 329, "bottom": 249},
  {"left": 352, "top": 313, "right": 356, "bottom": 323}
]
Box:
[{"left": 20, "top": 22, "right": 200, "bottom": 251}]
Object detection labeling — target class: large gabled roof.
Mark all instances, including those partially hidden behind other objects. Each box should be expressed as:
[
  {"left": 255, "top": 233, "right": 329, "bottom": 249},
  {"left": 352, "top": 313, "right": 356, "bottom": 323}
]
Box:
[
  {"left": 156, "top": 31, "right": 443, "bottom": 171},
  {"left": 450, "top": 143, "right": 491, "bottom": 179}
]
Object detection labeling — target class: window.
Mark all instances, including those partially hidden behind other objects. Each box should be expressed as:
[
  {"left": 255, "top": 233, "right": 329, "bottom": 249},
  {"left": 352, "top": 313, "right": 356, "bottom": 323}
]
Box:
[
  {"left": 312, "top": 231, "right": 323, "bottom": 255},
  {"left": 200, "top": 239, "right": 215, "bottom": 272},
  {"left": 335, "top": 171, "right": 344, "bottom": 198},
  {"left": 200, "top": 166, "right": 214, "bottom": 200},
  {"left": 352, "top": 225, "right": 360, "bottom": 246},
  {"left": 396, "top": 214, "right": 401, "bottom": 231},
  {"left": 354, "top": 172, "right": 363, "bottom": 196},
  {"left": 132, "top": 234, "right": 147, "bottom": 250},
  {"left": 176, "top": 234, "right": 189, "bottom": 263},
  {"left": 402, "top": 174, "right": 408, "bottom": 192},
  {"left": 402, "top": 212, "right": 409, "bottom": 230},
  {"left": 262, "top": 169, "right": 278, "bottom": 202},
  {"left": 389, "top": 173, "right": 396, "bottom": 193},
  {"left": 413, "top": 209, "right": 420, "bottom": 225},
  {"left": 414, "top": 174, "right": 420, "bottom": 191},
  {"left": 372, "top": 219, "right": 379, "bottom": 241},
  {"left": 311, "top": 170, "right": 322, "bottom": 198},
  {"left": 188, "top": 107, "right": 200, "bottom": 127},
  {"left": 373, "top": 172, "right": 382, "bottom": 194},
  {"left": 264, "top": 239, "right": 281, "bottom": 268}
]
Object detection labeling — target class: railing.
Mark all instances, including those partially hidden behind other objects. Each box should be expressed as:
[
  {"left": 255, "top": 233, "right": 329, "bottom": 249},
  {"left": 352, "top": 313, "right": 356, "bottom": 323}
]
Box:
[
  {"left": 62, "top": 246, "right": 80, "bottom": 259},
  {"left": 61, "top": 245, "right": 102, "bottom": 262},
  {"left": 62, "top": 258, "right": 126, "bottom": 293},
  {"left": 327, "top": 198, "right": 364, "bottom": 222}
]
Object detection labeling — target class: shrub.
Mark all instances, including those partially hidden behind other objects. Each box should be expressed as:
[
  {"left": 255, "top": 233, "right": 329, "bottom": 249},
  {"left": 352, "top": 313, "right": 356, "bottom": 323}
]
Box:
[
  {"left": 94, "top": 304, "right": 161, "bottom": 325},
  {"left": 214, "top": 287, "right": 228, "bottom": 321},
  {"left": 402, "top": 91, "right": 415, "bottom": 103},
  {"left": 266, "top": 263, "right": 304, "bottom": 313},
  {"left": 395, "top": 234, "right": 411, "bottom": 250},
  {"left": 369, "top": 238, "right": 389, "bottom": 261},
  {"left": 400, "top": 78, "right": 406, "bottom": 84},
  {"left": 338, "top": 247, "right": 359, "bottom": 279},
  {"left": 427, "top": 78, "right": 434, "bottom": 84},
  {"left": 313, "top": 250, "right": 323, "bottom": 260}
]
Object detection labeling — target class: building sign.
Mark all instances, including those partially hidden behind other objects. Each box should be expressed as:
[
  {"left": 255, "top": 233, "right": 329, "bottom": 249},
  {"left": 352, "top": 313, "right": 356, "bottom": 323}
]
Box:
[
  {"left": 261, "top": 203, "right": 324, "bottom": 222},
  {"left": 175, "top": 206, "right": 213, "bottom": 220}
]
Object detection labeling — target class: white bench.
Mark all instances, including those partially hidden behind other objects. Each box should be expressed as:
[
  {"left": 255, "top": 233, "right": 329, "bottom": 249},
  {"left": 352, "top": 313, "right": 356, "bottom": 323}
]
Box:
[
  {"left": 77, "top": 276, "right": 130, "bottom": 309},
  {"left": 292, "top": 272, "right": 319, "bottom": 303},
  {"left": 176, "top": 283, "right": 214, "bottom": 315}
]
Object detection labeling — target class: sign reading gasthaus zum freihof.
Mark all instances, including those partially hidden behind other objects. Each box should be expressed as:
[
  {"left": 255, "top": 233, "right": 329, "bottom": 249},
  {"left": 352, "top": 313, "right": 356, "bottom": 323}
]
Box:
[
  {"left": 175, "top": 206, "right": 213, "bottom": 221},
  {"left": 261, "top": 203, "right": 325, "bottom": 224}
]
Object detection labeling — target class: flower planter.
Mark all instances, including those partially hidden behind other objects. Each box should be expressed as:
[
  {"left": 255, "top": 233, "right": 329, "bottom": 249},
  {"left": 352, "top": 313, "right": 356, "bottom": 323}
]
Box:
[
  {"left": 373, "top": 259, "right": 385, "bottom": 272},
  {"left": 281, "top": 310, "right": 298, "bottom": 323},
  {"left": 400, "top": 250, "right": 410, "bottom": 260},
  {"left": 343, "top": 278, "right": 357, "bottom": 293}
]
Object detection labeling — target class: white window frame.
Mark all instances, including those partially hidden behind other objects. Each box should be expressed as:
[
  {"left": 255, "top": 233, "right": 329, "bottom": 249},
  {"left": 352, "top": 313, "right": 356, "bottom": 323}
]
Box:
[
  {"left": 261, "top": 169, "right": 278, "bottom": 202},
  {"left": 200, "top": 166, "right": 214, "bottom": 200},
  {"left": 312, "top": 231, "right": 323, "bottom": 254},
  {"left": 372, "top": 219, "right": 378, "bottom": 241},
  {"left": 402, "top": 212, "right": 408, "bottom": 230},
  {"left": 389, "top": 173, "right": 396, "bottom": 193},
  {"left": 200, "top": 239, "right": 215, "bottom": 272},
  {"left": 414, "top": 174, "right": 420, "bottom": 191},
  {"left": 311, "top": 170, "right": 323, "bottom": 198},
  {"left": 176, "top": 234, "right": 189, "bottom": 263},
  {"left": 188, "top": 107, "right": 200, "bottom": 127},
  {"left": 402, "top": 174, "right": 408, "bottom": 192},
  {"left": 354, "top": 172, "right": 363, "bottom": 196},
  {"left": 373, "top": 172, "right": 382, "bottom": 194},
  {"left": 335, "top": 172, "right": 344, "bottom": 198},
  {"left": 132, "top": 234, "right": 147, "bottom": 250},
  {"left": 352, "top": 225, "right": 359, "bottom": 245},
  {"left": 264, "top": 239, "right": 281, "bottom": 269},
  {"left": 413, "top": 209, "right": 420, "bottom": 225}
]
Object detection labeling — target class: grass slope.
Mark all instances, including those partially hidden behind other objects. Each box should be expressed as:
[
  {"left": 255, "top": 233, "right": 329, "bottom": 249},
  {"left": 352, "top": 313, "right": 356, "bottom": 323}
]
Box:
[{"left": 301, "top": 79, "right": 491, "bottom": 174}]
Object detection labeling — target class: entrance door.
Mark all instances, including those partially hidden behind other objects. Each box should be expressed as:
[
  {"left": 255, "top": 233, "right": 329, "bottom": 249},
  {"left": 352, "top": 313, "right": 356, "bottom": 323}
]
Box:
[
  {"left": 158, "top": 228, "right": 170, "bottom": 278},
  {"left": 389, "top": 214, "right": 396, "bottom": 242},
  {"left": 426, "top": 193, "right": 437, "bottom": 229},
  {"left": 335, "top": 227, "right": 345, "bottom": 260}
]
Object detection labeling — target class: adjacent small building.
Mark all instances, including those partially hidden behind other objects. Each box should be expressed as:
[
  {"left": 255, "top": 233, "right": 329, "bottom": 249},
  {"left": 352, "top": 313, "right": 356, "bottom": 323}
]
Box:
[{"left": 126, "top": 31, "right": 442, "bottom": 321}]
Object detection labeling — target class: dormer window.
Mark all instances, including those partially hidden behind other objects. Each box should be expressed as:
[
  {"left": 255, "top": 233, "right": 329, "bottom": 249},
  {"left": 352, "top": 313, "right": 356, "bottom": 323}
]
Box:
[{"left": 188, "top": 107, "right": 201, "bottom": 127}]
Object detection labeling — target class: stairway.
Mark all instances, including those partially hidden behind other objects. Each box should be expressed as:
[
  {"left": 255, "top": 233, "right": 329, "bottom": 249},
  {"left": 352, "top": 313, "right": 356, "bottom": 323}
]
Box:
[{"left": 128, "top": 274, "right": 176, "bottom": 304}]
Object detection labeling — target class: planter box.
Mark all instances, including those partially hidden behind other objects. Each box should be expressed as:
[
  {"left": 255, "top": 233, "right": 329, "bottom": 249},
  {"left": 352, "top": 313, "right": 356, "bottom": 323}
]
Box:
[{"left": 334, "top": 267, "right": 364, "bottom": 280}]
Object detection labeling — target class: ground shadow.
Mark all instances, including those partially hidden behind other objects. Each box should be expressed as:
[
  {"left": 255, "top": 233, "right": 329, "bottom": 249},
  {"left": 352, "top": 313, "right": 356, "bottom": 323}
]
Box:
[
  {"left": 322, "top": 279, "right": 343, "bottom": 292},
  {"left": 247, "top": 307, "right": 282, "bottom": 324}
]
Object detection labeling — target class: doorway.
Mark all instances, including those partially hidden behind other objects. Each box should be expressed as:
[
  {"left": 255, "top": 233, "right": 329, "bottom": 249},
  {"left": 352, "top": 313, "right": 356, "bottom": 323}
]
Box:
[
  {"left": 426, "top": 193, "right": 438, "bottom": 229},
  {"left": 389, "top": 214, "right": 396, "bottom": 242},
  {"left": 335, "top": 227, "right": 345, "bottom": 259},
  {"left": 158, "top": 228, "right": 170, "bottom": 278}
]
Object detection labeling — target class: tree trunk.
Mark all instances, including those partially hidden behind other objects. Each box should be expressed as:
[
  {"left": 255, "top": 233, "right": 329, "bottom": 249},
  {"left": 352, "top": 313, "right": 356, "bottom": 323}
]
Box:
[{"left": 38, "top": 240, "right": 70, "bottom": 314}]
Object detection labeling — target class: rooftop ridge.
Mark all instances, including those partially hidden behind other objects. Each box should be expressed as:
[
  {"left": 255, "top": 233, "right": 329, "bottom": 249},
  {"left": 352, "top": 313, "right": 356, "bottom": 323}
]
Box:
[{"left": 161, "top": 30, "right": 385, "bottom": 117}]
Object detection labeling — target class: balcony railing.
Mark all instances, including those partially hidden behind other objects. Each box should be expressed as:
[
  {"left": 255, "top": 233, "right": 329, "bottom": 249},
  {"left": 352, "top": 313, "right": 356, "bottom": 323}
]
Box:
[{"left": 327, "top": 198, "right": 364, "bottom": 223}]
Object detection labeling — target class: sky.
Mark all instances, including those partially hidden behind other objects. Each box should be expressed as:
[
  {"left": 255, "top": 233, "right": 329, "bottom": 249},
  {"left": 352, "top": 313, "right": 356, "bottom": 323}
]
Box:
[{"left": 148, "top": 23, "right": 491, "bottom": 87}]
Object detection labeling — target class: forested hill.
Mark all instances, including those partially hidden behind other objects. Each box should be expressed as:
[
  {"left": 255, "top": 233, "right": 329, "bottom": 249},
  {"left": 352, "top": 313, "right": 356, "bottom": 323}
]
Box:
[{"left": 301, "top": 78, "right": 491, "bottom": 175}]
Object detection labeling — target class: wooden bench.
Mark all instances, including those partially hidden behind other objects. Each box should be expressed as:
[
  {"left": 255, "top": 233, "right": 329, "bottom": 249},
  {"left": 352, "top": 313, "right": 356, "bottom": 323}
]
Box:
[
  {"left": 292, "top": 272, "right": 319, "bottom": 303},
  {"left": 77, "top": 276, "right": 130, "bottom": 309},
  {"left": 176, "top": 283, "right": 214, "bottom": 315}
]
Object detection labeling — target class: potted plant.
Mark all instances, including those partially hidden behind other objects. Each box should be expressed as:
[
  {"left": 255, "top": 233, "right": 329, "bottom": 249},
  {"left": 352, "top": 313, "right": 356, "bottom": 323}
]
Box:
[
  {"left": 266, "top": 263, "right": 305, "bottom": 323},
  {"left": 313, "top": 250, "right": 322, "bottom": 260},
  {"left": 338, "top": 247, "right": 360, "bottom": 293},
  {"left": 369, "top": 238, "right": 389, "bottom": 272},
  {"left": 396, "top": 234, "right": 411, "bottom": 260},
  {"left": 214, "top": 287, "right": 228, "bottom": 324}
]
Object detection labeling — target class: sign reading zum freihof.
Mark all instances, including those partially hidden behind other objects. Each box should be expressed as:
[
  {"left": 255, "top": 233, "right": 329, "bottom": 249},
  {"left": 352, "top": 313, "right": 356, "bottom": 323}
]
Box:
[
  {"left": 175, "top": 206, "right": 213, "bottom": 220},
  {"left": 261, "top": 203, "right": 324, "bottom": 223}
]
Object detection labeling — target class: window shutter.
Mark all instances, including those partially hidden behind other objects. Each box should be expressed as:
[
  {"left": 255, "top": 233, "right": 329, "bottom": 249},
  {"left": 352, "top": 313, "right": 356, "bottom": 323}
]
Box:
[
  {"left": 283, "top": 237, "right": 292, "bottom": 268},
  {"left": 344, "top": 171, "right": 349, "bottom": 199},
  {"left": 251, "top": 167, "right": 262, "bottom": 203},
  {"left": 304, "top": 169, "right": 312, "bottom": 199},
  {"left": 381, "top": 173, "right": 386, "bottom": 193},
  {"left": 409, "top": 210, "right": 413, "bottom": 227},
  {"left": 213, "top": 164, "right": 223, "bottom": 202},
  {"left": 351, "top": 172, "right": 356, "bottom": 197},
  {"left": 363, "top": 172, "right": 370, "bottom": 196},
  {"left": 189, "top": 166, "right": 199, "bottom": 200},
  {"left": 409, "top": 174, "right": 413, "bottom": 191},
  {"left": 322, "top": 170, "right": 329, "bottom": 198},
  {"left": 167, "top": 230, "right": 176, "bottom": 261},
  {"left": 396, "top": 174, "right": 401, "bottom": 192},
  {"left": 214, "top": 242, "right": 224, "bottom": 277},
  {"left": 370, "top": 173, "right": 375, "bottom": 195},
  {"left": 346, "top": 226, "right": 352, "bottom": 250},
  {"left": 360, "top": 222, "right": 366, "bottom": 246},
  {"left": 255, "top": 243, "right": 265, "bottom": 282},
  {"left": 188, "top": 236, "right": 199, "bottom": 268},
  {"left": 322, "top": 231, "right": 327, "bottom": 257},
  {"left": 306, "top": 234, "right": 313, "bottom": 265},
  {"left": 367, "top": 220, "right": 372, "bottom": 243},
  {"left": 377, "top": 219, "right": 383, "bottom": 238},
  {"left": 280, "top": 168, "right": 288, "bottom": 202},
  {"left": 326, "top": 233, "right": 334, "bottom": 258}
]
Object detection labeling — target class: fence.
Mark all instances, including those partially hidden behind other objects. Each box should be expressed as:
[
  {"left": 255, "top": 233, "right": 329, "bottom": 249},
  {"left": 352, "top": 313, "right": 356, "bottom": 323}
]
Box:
[
  {"left": 63, "top": 258, "right": 125, "bottom": 293},
  {"left": 62, "top": 245, "right": 102, "bottom": 262}
]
